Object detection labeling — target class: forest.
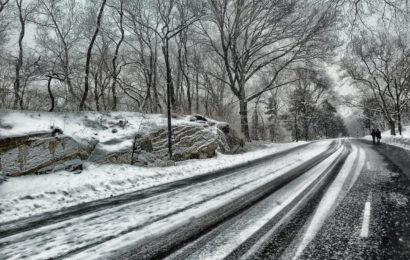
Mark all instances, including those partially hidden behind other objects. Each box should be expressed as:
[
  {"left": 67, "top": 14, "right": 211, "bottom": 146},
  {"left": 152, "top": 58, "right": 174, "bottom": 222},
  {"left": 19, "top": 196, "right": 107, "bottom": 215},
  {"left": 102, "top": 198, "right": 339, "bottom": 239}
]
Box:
[{"left": 0, "top": 0, "right": 409, "bottom": 142}]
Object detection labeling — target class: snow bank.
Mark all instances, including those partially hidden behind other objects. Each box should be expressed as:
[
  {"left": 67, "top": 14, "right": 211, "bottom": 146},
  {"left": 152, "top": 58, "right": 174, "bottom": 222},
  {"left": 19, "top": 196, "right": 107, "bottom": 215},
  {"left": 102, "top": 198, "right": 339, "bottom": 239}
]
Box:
[
  {"left": 363, "top": 126, "right": 410, "bottom": 150},
  {"left": 0, "top": 141, "right": 305, "bottom": 224},
  {"left": 0, "top": 110, "right": 217, "bottom": 152}
]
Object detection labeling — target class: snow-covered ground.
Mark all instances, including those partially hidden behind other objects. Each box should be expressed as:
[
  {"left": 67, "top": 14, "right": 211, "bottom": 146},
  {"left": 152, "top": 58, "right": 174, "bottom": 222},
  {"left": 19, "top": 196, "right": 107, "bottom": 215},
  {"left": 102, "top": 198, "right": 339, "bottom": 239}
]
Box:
[
  {"left": 0, "top": 140, "right": 306, "bottom": 224},
  {"left": 0, "top": 140, "right": 335, "bottom": 260},
  {"left": 0, "top": 110, "right": 220, "bottom": 152},
  {"left": 364, "top": 126, "right": 410, "bottom": 150}
]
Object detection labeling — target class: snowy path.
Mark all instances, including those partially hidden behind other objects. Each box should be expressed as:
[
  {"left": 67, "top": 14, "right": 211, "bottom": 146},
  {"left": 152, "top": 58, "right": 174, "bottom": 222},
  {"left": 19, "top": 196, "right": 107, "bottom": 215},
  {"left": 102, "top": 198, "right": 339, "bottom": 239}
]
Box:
[
  {"left": 0, "top": 141, "right": 307, "bottom": 224},
  {"left": 0, "top": 141, "right": 337, "bottom": 259},
  {"left": 3, "top": 138, "right": 405, "bottom": 260},
  {"left": 166, "top": 145, "right": 347, "bottom": 260}
]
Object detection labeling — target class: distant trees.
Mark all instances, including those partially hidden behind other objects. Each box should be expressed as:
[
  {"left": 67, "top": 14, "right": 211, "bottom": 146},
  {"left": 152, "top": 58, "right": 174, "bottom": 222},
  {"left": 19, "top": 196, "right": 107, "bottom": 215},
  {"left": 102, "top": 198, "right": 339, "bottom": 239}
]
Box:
[
  {"left": 203, "top": 0, "right": 339, "bottom": 140},
  {"left": 80, "top": 0, "right": 107, "bottom": 111},
  {"left": 316, "top": 100, "right": 348, "bottom": 138},
  {"left": 13, "top": 0, "right": 37, "bottom": 109},
  {"left": 0, "top": 0, "right": 347, "bottom": 143},
  {"left": 342, "top": 31, "right": 410, "bottom": 135},
  {"left": 358, "top": 96, "right": 385, "bottom": 132},
  {"left": 0, "top": 0, "right": 10, "bottom": 51},
  {"left": 286, "top": 68, "right": 333, "bottom": 141}
]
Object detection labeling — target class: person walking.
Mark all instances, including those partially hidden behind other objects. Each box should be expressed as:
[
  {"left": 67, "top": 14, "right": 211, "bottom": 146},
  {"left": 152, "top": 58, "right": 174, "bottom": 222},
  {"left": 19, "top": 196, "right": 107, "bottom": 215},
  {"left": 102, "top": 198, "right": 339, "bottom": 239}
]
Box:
[
  {"left": 371, "top": 129, "right": 376, "bottom": 144},
  {"left": 376, "top": 129, "right": 382, "bottom": 144}
]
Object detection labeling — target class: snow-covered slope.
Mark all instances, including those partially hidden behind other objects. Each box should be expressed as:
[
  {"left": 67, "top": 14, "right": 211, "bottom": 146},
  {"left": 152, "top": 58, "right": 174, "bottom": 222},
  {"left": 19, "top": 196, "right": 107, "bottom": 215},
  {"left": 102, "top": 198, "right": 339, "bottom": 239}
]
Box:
[
  {"left": 364, "top": 126, "right": 410, "bottom": 150},
  {"left": 0, "top": 110, "right": 220, "bottom": 152},
  {"left": 0, "top": 141, "right": 306, "bottom": 224}
]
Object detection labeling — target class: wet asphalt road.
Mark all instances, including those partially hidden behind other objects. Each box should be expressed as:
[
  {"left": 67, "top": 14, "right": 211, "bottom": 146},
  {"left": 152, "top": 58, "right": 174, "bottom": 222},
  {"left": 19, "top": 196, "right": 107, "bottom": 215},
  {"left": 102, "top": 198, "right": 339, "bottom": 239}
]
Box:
[
  {"left": 252, "top": 139, "right": 410, "bottom": 260},
  {"left": 2, "top": 139, "right": 410, "bottom": 259},
  {"left": 155, "top": 139, "right": 410, "bottom": 260},
  {"left": 299, "top": 140, "right": 410, "bottom": 260}
]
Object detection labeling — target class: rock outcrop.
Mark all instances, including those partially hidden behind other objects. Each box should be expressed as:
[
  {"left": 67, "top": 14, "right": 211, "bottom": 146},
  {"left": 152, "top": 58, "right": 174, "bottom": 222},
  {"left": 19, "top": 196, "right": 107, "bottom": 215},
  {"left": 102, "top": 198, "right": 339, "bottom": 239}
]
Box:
[
  {"left": 91, "top": 123, "right": 232, "bottom": 166},
  {"left": 0, "top": 132, "right": 88, "bottom": 176},
  {"left": 0, "top": 113, "right": 243, "bottom": 176}
]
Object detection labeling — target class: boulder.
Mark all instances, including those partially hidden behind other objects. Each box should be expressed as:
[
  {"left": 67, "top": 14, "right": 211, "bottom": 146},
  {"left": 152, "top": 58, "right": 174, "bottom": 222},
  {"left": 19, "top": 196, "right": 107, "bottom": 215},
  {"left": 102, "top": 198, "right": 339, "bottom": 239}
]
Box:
[
  {"left": 0, "top": 133, "right": 87, "bottom": 176},
  {"left": 91, "top": 124, "right": 231, "bottom": 166},
  {"left": 189, "top": 114, "right": 208, "bottom": 122}
]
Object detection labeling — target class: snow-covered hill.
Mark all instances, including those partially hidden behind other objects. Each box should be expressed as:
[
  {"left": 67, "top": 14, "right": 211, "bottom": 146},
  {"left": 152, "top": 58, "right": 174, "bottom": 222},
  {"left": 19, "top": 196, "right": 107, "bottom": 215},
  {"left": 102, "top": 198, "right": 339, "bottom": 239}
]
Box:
[
  {"left": 0, "top": 111, "right": 221, "bottom": 152},
  {"left": 0, "top": 111, "right": 244, "bottom": 177}
]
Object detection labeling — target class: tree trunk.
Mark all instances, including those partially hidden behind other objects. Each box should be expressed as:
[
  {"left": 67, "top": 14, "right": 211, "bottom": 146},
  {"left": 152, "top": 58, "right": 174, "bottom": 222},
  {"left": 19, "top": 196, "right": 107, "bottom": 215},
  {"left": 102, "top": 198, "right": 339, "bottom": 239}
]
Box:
[
  {"left": 80, "top": 0, "right": 107, "bottom": 111},
  {"left": 47, "top": 76, "right": 55, "bottom": 112},
  {"left": 14, "top": 0, "right": 25, "bottom": 109},
  {"left": 294, "top": 113, "right": 299, "bottom": 142},
  {"left": 390, "top": 120, "right": 396, "bottom": 136},
  {"left": 398, "top": 113, "right": 402, "bottom": 136},
  {"left": 94, "top": 72, "right": 100, "bottom": 111},
  {"left": 251, "top": 107, "right": 259, "bottom": 140},
  {"left": 111, "top": 0, "right": 124, "bottom": 111},
  {"left": 195, "top": 69, "right": 199, "bottom": 113},
  {"left": 304, "top": 118, "right": 309, "bottom": 141},
  {"left": 162, "top": 40, "right": 173, "bottom": 159},
  {"left": 239, "top": 100, "right": 250, "bottom": 141},
  {"left": 152, "top": 36, "right": 160, "bottom": 113}
]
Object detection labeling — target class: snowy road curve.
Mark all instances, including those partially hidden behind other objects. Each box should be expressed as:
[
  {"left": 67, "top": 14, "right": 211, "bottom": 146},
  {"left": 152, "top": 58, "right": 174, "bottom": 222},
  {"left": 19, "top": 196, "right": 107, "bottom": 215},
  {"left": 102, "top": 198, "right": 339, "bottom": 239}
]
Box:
[{"left": 2, "top": 139, "right": 410, "bottom": 259}]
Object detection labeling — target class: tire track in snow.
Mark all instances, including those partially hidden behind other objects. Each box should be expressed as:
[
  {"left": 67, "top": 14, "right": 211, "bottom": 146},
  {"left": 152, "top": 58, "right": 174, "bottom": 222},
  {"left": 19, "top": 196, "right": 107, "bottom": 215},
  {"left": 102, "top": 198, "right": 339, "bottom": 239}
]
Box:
[
  {"left": 0, "top": 142, "right": 314, "bottom": 239},
  {"left": 0, "top": 142, "right": 336, "bottom": 260},
  {"left": 280, "top": 143, "right": 366, "bottom": 260},
  {"left": 166, "top": 145, "right": 348, "bottom": 260}
]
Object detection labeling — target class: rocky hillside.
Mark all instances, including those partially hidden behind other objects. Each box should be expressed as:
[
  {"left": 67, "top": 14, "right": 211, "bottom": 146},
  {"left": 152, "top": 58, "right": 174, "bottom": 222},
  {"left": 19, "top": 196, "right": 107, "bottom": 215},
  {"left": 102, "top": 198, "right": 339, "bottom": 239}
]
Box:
[{"left": 0, "top": 111, "right": 242, "bottom": 180}]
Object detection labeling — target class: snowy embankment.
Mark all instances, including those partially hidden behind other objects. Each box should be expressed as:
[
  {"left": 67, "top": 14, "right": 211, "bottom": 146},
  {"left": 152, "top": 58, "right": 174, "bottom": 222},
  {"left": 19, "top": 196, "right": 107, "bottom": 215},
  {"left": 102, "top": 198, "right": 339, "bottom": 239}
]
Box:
[
  {"left": 0, "top": 135, "right": 305, "bottom": 224},
  {"left": 0, "top": 110, "right": 218, "bottom": 152},
  {"left": 0, "top": 140, "right": 332, "bottom": 260},
  {"left": 364, "top": 126, "right": 410, "bottom": 150}
]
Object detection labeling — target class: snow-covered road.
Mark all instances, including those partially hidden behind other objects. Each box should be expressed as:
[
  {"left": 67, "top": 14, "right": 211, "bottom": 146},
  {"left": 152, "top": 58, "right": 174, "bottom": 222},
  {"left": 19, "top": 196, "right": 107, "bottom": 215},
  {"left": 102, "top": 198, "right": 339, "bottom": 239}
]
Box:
[
  {"left": 1, "top": 140, "right": 338, "bottom": 259},
  {"left": 2, "top": 138, "right": 409, "bottom": 260}
]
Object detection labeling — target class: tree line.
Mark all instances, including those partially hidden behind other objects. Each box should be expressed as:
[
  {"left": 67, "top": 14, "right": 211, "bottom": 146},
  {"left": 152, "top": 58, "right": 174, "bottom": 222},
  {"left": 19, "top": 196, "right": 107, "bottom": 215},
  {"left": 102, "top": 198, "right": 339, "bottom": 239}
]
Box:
[
  {"left": 1, "top": 0, "right": 405, "bottom": 141},
  {"left": 341, "top": 0, "right": 410, "bottom": 136}
]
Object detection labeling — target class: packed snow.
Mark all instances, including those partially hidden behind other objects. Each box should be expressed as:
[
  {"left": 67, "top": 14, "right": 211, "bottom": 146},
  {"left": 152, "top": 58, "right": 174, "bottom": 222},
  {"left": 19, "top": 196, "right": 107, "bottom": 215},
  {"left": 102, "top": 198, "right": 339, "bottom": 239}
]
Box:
[
  {"left": 282, "top": 144, "right": 366, "bottom": 260},
  {"left": 0, "top": 141, "right": 333, "bottom": 260},
  {"left": 0, "top": 139, "right": 306, "bottom": 224},
  {"left": 168, "top": 144, "right": 345, "bottom": 260}
]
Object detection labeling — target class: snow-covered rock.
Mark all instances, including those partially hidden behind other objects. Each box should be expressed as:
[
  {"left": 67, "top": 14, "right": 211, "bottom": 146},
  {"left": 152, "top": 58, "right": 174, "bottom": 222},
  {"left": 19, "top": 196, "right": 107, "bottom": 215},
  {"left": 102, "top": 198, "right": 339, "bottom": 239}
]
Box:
[
  {"left": 90, "top": 124, "right": 232, "bottom": 166},
  {"left": 0, "top": 132, "right": 88, "bottom": 176},
  {"left": 0, "top": 111, "right": 243, "bottom": 174}
]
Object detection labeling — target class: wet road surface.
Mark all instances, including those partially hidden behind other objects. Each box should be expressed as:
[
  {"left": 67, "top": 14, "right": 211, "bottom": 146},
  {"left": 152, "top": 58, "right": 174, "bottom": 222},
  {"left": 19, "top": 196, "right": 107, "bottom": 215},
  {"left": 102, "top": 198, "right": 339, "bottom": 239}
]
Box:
[{"left": 1, "top": 139, "right": 410, "bottom": 259}]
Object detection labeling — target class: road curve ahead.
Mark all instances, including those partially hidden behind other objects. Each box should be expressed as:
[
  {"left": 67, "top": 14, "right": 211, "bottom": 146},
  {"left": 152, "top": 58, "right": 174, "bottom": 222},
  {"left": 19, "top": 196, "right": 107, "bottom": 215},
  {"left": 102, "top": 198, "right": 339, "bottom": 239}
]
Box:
[{"left": 1, "top": 139, "right": 410, "bottom": 260}]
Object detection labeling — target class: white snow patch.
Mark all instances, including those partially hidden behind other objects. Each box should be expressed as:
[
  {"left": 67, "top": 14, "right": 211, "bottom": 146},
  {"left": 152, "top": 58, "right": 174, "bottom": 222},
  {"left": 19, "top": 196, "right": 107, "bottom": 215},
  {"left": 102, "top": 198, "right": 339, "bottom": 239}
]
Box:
[
  {"left": 363, "top": 126, "right": 410, "bottom": 151},
  {"left": 0, "top": 140, "right": 307, "bottom": 224},
  {"left": 0, "top": 141, "right": 332, "bottom": 260},
  {"left": 171, "top": 147, "right": 344, "bottom": 260},
  {"left": 387, "top": 192, "right": 408, "bottom": 207},
  {"left": 283, "top": 143, "right": 366, "bottom": 260},
  {"left": 0, "top": 110, "right": 213, "bottom": 152}
]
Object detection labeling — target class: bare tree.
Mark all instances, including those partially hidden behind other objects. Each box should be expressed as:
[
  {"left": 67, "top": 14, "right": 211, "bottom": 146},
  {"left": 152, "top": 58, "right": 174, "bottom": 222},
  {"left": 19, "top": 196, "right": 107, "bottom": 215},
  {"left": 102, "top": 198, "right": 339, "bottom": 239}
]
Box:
[
  {"left": 126, "top": 0, "right": 204, "bottom": 158},
  {"left": 0, "top": 0, "right": 10, "bottom": 46},
  {"left": 342, "top": 30, "right": 410, "bottom": 135},
  {"left": 13, "top": 0, "right": 37, "bottom": 109},
  {"left": 288, "top": 68, "right": 331, "bottom": 141},
  {"left": 124, "top": 0, "right": 162, "bottom": 113},
  {"left": 203, "top": 0, "right": 338, "bottom": 140},
  {"left": 109, "top": 0, "right": 125, "bottom": 111},
  {"left": 0, "top": 0, "right": 9, "bottom": 12},
  {"left": 35, "top": 0, "right": 83, "bottom": 109},
  {"left": 80, "top": 0, "right": 108, "bottom": 111}
]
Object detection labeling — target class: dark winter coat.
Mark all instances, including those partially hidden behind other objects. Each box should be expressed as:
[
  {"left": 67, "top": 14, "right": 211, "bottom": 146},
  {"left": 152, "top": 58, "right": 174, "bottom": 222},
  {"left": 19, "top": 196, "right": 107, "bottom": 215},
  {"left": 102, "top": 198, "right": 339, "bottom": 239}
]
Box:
[
  {"left": 376, "top": 130, "right": 381, "bottom": 139},
  {"left": 371, "top": 130, "right": 376, "bottom": 137}
]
